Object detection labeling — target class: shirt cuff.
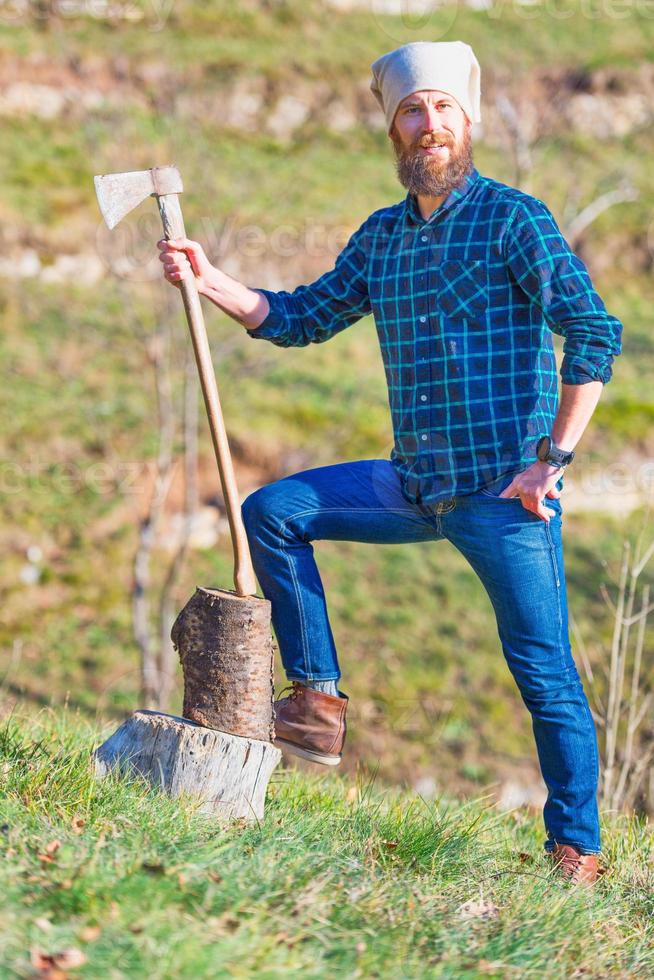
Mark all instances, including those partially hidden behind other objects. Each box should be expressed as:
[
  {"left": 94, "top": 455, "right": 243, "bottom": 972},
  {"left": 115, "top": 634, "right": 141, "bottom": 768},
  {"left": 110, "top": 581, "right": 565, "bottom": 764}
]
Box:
[
  {"left": 245, "top": 288, "right": 288, "bottom": 341},
  {"left": 560, "top": 354, "right": 613, "bottom": 385}
]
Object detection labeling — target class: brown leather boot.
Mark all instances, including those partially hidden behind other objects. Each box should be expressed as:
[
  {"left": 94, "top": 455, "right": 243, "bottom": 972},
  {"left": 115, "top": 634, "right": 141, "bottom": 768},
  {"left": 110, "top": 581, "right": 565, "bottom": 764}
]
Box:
[
  {"left": 273, "top": 682, "right": 348, "bottom": 766},
  {"left": 546, "top": 844, "right": 599, "bottom": 885}
]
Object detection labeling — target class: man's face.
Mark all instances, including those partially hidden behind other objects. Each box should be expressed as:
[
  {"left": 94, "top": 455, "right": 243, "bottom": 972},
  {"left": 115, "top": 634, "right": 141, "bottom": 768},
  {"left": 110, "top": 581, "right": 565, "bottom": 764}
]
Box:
[{"left": 390, "top": 89, "right": 473, "bottom": 198}]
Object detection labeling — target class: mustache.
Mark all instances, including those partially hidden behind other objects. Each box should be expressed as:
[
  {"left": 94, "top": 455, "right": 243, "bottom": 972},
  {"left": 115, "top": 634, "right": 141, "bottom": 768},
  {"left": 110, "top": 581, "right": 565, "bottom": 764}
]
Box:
[{"left": 415, "top": 135, "right": 453, "bottom": 149}]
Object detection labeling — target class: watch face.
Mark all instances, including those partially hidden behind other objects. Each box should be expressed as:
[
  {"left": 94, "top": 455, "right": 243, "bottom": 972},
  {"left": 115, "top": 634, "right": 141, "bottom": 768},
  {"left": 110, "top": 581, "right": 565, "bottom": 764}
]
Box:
[{"left": 537, "top": 436, "right": 550, "bottom": 460}]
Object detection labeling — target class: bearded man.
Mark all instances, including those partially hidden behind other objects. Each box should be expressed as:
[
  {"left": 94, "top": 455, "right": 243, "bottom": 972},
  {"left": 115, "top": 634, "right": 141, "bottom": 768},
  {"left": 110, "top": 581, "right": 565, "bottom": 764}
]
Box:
[{"left": 158, "top": 41, "right": 622, "bottom": 884}]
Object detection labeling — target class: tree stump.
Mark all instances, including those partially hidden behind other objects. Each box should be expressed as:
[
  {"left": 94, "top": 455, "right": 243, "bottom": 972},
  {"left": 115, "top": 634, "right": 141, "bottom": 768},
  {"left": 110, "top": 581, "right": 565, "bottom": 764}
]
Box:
[
  {"left": 93, "top": 587, "right": 281, "bottom": 821},
  {"left": 93, "top": 710, "right": 281, "bottom": 821}
]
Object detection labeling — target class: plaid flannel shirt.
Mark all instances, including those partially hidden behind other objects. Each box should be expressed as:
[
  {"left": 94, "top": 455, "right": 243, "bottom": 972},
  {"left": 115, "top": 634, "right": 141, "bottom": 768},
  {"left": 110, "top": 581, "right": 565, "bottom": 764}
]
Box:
[{"left": 247, "top": 167, "right": 622, "bottom": 505}]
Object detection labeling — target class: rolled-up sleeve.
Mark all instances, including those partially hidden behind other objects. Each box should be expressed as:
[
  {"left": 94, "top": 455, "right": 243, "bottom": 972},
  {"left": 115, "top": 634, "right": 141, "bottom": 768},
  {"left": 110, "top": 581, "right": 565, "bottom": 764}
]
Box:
[
  {"left": 245, "top": 219, "right": 372, "bottom": 348},
  {"left": 504, "top": 198, "right": 622, "bottom": 384}
]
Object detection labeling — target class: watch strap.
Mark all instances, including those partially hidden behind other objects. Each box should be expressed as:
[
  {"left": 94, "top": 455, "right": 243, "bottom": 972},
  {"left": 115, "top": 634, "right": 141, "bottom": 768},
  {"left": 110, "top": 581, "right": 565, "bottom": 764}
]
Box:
[{"left": 537, "top": 436, "right": 575, "bottom": 468}]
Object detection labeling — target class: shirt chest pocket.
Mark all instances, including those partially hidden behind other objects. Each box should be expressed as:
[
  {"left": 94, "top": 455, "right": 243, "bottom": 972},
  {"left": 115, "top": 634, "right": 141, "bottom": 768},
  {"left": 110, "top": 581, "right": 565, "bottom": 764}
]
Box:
[{"left": 436, "top": 259, "right": 488, "bottom": 321}]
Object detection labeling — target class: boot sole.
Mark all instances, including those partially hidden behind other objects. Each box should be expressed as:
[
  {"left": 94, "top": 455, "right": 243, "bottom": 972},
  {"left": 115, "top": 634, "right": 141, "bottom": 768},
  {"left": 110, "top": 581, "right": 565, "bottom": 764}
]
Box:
[{"left": 274, "top": 736, "right": 342, "bottom": 766}]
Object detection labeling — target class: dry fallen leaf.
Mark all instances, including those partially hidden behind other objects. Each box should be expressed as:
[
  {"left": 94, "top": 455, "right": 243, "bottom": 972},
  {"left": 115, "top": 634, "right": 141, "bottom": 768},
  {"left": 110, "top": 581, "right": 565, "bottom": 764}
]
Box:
[
  {"left": 457, "top": 899, "right": 500, "bottom": 921},
  {"left": 476, "top": 959, "right": 506, "bottom": 974},
  {"left": 71, "top": 816, "right": 86, "bottom": 835},
  {"left": 30, "top": 946, "right": 87, "bottom": 974},
  {"left": 33, "top": 917, "right": 53, "bottom": 933},
  {"left": 78, "top": 925, "right": 101, "bottom": 942},
  {"left": 37, "top": 840, "right": 61, "bottom": 864},
  {"left": 58, "top": 949, "right": 86, "bottom": 967}
]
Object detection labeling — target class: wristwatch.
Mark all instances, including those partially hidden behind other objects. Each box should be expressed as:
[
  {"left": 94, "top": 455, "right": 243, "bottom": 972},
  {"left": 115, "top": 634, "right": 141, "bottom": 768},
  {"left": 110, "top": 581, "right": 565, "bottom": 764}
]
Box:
[{"left": 536, "top": 435, "right": 575, "bottom": 469}]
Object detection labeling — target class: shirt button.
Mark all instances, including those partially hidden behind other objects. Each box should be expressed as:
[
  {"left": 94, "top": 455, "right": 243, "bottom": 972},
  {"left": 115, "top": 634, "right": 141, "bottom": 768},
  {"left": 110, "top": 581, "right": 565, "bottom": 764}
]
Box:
[
  {"left": 420, "top": 395, "right": 427, "bottom": 402},
  {"left": 421, "top": 434, "right": 428, "bottom": 442},
  {"left": 421, "top": 235, "right": 428, "bottom": 243},
  {"left": 419, "top": 316, "right": 426, "bottom": 323}
]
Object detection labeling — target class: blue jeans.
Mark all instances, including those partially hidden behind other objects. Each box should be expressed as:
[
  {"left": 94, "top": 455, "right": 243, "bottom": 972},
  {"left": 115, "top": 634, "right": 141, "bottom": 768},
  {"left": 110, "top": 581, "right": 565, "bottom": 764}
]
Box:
[{"left": 241, "top": 459, "right": 601, "bottom": 854}]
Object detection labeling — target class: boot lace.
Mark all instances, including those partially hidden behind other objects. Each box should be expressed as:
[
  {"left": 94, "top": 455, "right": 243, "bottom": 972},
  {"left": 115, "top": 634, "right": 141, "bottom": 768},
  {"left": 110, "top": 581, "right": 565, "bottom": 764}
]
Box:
[
  {"left": 278, "top": 681, "right": 304, "bottom": 702},
  {"left": 550, "top": 846, "right": 595, "bottom": 882},
  {"left": 558, "top": 852, "right": 581, "bottom": 878}
]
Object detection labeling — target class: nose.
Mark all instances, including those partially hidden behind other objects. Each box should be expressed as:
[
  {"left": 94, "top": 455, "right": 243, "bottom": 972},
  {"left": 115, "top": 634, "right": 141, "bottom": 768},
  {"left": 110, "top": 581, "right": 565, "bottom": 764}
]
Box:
[{"left": 423, "top": 102, "right": 441, "bottom": 132}]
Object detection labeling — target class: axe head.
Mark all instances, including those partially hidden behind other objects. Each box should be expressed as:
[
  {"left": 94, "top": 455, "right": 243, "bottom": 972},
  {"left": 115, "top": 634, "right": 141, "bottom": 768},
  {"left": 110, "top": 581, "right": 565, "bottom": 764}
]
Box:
[{"left": 94, "top": 165, "right": 183, "bottom": 229}]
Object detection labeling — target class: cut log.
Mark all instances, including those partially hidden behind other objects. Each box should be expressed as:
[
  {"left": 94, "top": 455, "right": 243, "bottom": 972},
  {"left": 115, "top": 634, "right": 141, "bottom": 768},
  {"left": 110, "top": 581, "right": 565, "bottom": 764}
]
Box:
[
  {"left": 93, "top": 709, "right": 281, "bottom": 821},
  {"left": 92, "top": 587, "right": 280, "bottom": 821},
  {"left": 171, "top": 587, "right": 274, "bottom": 740}
]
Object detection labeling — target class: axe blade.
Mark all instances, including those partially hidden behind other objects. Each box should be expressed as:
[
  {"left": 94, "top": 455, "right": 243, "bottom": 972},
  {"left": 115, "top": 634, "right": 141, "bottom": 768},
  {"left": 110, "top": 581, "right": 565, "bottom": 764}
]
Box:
[{"left": 93, "top": 166, "right": 183, "bottom": 229}]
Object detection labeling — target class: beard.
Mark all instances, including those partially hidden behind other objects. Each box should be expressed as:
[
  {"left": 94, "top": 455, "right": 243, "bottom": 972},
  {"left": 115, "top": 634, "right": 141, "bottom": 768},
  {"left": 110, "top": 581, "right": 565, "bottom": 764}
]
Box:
[{"left": 391, "top": 125, "right": 474, "bottom": 198}]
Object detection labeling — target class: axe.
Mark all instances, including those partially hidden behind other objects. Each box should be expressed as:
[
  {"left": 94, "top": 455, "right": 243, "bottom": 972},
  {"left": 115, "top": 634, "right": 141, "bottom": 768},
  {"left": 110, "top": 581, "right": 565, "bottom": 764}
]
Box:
[{"left": 94, "top": 165, "right": 257, "bottom": 597}]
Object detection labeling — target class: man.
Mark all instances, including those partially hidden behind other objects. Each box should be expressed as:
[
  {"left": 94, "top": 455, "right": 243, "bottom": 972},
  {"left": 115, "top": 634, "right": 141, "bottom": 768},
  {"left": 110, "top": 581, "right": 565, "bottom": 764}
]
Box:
[{"left": 158, "top": 41, "right": 622, "bottom": 884}]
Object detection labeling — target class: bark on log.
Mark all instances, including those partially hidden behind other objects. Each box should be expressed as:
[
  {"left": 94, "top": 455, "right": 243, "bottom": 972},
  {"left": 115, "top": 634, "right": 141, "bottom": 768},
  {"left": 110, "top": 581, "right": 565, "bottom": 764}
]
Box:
[
  {"left": 171, "top": 587, "right": 274, "bottom": 741},
  {"left": 93, "top": 709, "right": 281, "bottom": 821}
]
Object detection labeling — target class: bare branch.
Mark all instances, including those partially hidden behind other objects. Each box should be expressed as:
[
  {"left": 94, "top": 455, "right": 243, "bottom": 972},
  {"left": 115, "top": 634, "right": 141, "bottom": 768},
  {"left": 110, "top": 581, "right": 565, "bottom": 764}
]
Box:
[
  {"left": 570, "top": 612, "right": 605, "bottom": 717},
  {"left": 614, "top": 584, "right": 650, "bottom": 807},
  {"left": 599, "top": 581, "right": 617, "bottom": 616},
  {"left": 565, "top": 183, "right": 638, "bottom": 249},
  {"left": 496, "top": 95, "right": 533, "bottom": 191},
  {"left": 602, "top": 541, "right": 630, "bottom": 807},
  {"left": 158, "top": 343, "right": 200, "bottom": 711},
  {"left": 0, "top": 640, "right": 23, "bottom": 694},
  {"left": 623, "top": 599, "right": 654, "bottom": 626},
  {"left": 632, "top": 533, "right": 654, "bottom": 580},
  {"left": 133, "top": 319, "right": 177, "bottom": 709}
]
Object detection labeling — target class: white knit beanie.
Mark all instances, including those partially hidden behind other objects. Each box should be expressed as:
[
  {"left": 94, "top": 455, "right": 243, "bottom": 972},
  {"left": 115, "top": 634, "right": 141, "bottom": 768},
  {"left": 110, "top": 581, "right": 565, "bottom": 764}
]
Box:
[{"left": 370, "top": 40, "right": 482, "bottom": 134}]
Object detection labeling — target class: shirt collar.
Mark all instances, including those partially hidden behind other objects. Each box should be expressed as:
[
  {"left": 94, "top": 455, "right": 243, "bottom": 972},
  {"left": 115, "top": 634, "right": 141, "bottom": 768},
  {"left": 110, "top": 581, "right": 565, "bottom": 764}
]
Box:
[{"left": 404, "top": 166, "right": 480, "bottom": 226}]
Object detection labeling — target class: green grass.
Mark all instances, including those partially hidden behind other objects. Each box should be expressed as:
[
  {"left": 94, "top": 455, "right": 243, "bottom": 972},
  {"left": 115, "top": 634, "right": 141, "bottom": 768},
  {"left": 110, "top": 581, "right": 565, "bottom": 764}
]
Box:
[
  {"left": 3, "top": 1, "right": 654, "bottom": 73},
  {"left": 0, "top": 708, "right": 653, "bottom": 978},
  {"left": 1, "top": 0, "right": 654, "bottom": 819}
]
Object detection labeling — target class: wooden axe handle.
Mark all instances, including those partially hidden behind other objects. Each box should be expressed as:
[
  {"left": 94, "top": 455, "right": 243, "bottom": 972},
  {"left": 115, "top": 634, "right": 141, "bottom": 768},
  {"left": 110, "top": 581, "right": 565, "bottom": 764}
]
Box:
[{"left": 156, "top": 192, "right": 257, "bottom": 597}]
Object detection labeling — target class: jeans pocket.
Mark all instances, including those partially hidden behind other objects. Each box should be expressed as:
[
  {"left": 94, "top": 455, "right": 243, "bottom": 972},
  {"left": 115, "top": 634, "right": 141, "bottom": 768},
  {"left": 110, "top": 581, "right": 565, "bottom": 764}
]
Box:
[
  {"left": 479, "top": 471, "right": 520, "bottom": 498},
  {"left": 479, "top": 471, "right": 565, "bottom": 511}
]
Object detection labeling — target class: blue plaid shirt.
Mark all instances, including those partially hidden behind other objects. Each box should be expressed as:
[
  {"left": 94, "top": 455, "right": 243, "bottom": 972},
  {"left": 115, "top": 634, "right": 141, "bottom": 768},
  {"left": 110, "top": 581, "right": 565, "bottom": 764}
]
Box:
[{"left": 247, "top": 167, "right": 622, "bottom": 504}]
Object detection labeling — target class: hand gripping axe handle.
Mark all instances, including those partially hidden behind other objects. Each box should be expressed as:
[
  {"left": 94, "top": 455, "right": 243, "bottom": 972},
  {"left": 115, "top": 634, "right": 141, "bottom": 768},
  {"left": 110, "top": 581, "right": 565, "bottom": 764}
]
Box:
[{"left": 94, "top": 165, "right": 257, "bottom": 597}]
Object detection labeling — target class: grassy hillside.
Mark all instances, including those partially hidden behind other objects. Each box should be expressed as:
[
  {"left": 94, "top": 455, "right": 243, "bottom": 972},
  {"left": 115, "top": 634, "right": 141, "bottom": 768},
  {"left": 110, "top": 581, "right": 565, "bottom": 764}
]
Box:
[
  {"left": 1, "top": 1, "right": 654, "bottom": 801},
  {"left": 1, "top": 709, "right": 653, "bottom": 978}
]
